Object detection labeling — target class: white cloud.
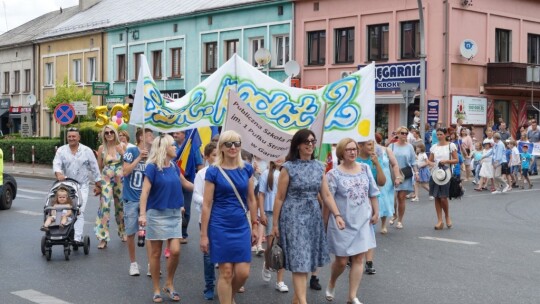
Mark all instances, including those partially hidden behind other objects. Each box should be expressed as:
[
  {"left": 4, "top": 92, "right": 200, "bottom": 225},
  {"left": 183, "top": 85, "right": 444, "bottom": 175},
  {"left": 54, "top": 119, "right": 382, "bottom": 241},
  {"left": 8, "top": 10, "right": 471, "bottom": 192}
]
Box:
[{"left": 0, "top": 0, "right": 78, "bottom": 34}]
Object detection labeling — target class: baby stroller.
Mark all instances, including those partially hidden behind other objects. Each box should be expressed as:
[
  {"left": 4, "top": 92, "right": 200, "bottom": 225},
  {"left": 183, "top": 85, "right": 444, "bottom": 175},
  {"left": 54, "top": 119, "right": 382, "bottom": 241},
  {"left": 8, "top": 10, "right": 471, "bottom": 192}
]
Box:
[{"left": 40, "top": 178, "right": 90, "bottom": 261}]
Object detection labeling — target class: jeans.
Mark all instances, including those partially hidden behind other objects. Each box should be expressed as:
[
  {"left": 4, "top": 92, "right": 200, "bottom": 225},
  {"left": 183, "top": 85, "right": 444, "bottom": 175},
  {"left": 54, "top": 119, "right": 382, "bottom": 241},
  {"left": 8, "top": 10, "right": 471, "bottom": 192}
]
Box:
[
  {"left": 474, "top": 163, "right": 481, "bottom": 182},
  {"left": 531, "top": 156, "right": 538, "bottom": 174},
  {"left": 199, "top": 223, "right": 215, "bottom": 290},
  {"left": 181, "top": 189, "right": 193, "bottom": 239}
]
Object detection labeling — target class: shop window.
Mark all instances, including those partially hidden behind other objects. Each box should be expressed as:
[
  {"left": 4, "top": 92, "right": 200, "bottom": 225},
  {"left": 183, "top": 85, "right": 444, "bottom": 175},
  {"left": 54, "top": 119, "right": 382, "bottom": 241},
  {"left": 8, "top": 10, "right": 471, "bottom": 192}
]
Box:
[
  {"left": 116, "top": 54, "right": 125, "bottom": 81},
  {"left": 14, "top": 70, "right": 20, "bottom": 93},
  {"left": 171, "top": 48, "right": 182, "bottom": 78},
  {"left": 528, "top": 34, "right": 540, "bottom": 64},
  {"left": 494, "top": 100, "right": 509, "bottom": 126},
  {"left": 24, "top": 69, "right": 30, "bottom": 92},
  {"left": 307, "top": 30, "right": 326, "bottom": 65},
  {"left": 152, "top": 50, "right": 162, "bottom": 79},
  {"left": 368, "top": 24, "right": 389, "bottom": 61},
  {"left": 45, "top": 63, "right": 53, "bottom": 86},
  {"left": 401, "top": 20, "right": 420, "bottom": 59},
  {"left": 495, "top": 29, "right": 511, "bottom": 63},
  {"left": 274, "top": 35, "right": 289, "bottom": 67},
  {"left": 375, "top": 104, "right": 389, "bottom": 141},
  {"left": 225, "top": 40, "right": 239, "bottom": 61},
  {"left": 87, "top": 57, "right": 96, "bottom": 83},
  {"left": 133, "top": 52, "right": 143, "bottom": 80},
  {"left": 249, "top": 37, "right": 265, "bottom": 67},
  {"left": 204, "top": 42, "right": 217, "bottom": 73},
  {"left": 335, "top": 28, "right": 354, "bottom": 64}
]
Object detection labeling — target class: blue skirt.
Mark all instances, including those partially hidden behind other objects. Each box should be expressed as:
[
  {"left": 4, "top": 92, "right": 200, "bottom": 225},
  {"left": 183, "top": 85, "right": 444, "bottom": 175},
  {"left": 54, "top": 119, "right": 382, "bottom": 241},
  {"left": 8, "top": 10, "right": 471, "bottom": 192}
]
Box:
[
  {"left": 146, "top": 208, "right": 182, "bottom": 240},
  {"left": 418, "top": 167, "right": 431, "bottom": 183}
]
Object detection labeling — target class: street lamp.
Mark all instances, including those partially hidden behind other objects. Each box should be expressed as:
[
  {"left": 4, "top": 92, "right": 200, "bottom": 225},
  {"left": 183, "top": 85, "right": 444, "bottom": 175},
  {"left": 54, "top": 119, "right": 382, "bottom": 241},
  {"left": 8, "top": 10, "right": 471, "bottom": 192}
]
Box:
[
  {"left": 527, "top": 65, "right": 540, "bottom": 118},
  {"left": 254, "top": 48, "right": 271, "bottom": 75}
]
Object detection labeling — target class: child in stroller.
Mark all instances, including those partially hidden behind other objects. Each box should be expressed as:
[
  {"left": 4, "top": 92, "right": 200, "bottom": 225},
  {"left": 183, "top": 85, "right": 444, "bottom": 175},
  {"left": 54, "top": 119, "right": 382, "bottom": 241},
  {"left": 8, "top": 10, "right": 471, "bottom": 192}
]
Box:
[{"left": 40, "top": 187, "right": 73, "bottom": 231}]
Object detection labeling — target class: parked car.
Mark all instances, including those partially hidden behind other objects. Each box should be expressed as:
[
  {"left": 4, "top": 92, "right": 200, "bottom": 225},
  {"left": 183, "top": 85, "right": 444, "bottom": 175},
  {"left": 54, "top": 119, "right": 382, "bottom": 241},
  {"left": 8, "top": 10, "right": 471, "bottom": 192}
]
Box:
[{"left": 0, "top": 174, "right": 17, "bottom": 210}]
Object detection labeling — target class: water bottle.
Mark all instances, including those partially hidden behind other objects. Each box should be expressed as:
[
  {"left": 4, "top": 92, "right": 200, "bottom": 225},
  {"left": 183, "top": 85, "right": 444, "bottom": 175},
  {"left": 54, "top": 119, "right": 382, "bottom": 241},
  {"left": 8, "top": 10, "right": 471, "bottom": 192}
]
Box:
[{"left": 137, "top": 226, "right": 145, "bottom": 247}]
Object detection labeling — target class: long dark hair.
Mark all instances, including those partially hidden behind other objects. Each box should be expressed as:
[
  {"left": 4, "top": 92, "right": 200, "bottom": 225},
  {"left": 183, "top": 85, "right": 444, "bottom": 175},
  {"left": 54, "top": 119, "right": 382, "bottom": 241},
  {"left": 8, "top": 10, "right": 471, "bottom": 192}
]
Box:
[
  {"left": 285, "top": 129, "right": 316, "bottom": 161},
  {"left": 267, "top": 161, "right": 277, "bottom": 191}
]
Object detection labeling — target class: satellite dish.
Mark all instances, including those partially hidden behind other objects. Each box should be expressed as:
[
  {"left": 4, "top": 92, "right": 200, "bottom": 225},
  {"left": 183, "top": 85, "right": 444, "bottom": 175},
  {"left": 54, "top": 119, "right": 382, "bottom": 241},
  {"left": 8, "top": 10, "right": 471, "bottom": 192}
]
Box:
[
  {"left": 284, "top": 60, "right": 300, "bottom": 77},
  {"left": 254, "top": 48, "right": 271, "bottom": 66},
  {"left": 27, "top": 94, "right": 37, "bottom": 106},
  {"left": 460, "top": 39, "right": 478, "bottom": 60}
]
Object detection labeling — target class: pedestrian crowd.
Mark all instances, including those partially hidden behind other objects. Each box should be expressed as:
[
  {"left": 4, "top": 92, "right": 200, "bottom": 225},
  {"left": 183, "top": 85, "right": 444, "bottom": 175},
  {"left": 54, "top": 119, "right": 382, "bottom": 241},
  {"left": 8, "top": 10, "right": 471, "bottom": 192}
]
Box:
[{"left": 48, "top": 117, "right": 538, "bottom": 303}]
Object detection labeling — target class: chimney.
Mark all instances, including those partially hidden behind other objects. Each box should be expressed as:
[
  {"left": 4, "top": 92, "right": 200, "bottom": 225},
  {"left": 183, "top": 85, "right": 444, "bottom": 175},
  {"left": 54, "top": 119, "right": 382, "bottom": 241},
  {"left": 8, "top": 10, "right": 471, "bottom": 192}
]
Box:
[{"left": 79, "top": 0, "right": 102, "bottom": 11}]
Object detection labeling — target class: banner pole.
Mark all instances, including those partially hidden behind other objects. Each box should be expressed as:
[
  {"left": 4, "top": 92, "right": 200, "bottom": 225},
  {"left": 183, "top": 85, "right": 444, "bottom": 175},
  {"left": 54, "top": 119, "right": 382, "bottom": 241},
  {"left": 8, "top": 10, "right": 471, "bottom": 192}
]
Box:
[{"left": 317, "top": 102, "right": 327, "bottom": 152}]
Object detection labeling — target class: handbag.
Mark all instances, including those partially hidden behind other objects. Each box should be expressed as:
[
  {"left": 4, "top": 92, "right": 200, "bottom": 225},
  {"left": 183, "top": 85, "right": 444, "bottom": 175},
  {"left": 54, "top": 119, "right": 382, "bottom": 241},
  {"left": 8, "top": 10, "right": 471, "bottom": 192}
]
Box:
[
  {"left": 217, "top": 166, "right": 252, "bottom": 230},
  {"left": 447, "top": 144, "right": 464, "bottom": 199},
  {"left": 392, "top": 144, "right": 413, "bottom": 179},
  {"left": 268, "top": 236, "right": 284, "bottom": 271}
]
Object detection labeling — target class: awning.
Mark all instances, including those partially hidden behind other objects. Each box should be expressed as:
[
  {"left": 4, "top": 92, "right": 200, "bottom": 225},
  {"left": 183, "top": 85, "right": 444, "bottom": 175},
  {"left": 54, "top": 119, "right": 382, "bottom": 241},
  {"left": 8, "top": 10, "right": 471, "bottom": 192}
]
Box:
[{"left": 0, "top": 108, "right": 8, "bottom": 117}]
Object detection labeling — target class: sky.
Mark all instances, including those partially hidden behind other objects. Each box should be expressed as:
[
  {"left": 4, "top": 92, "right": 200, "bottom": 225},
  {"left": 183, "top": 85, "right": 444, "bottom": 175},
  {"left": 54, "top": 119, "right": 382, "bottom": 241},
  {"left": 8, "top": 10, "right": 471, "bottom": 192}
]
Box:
[{"left": 0, "top": 0, "right": 78, "bottom": 34}]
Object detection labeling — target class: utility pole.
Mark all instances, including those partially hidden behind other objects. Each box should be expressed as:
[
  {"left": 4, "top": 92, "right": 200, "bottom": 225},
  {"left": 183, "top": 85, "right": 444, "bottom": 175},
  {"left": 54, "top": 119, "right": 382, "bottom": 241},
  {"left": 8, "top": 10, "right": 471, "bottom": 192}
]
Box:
[{"left": 417, "top": 0, "right": 426, "bottom": 140}]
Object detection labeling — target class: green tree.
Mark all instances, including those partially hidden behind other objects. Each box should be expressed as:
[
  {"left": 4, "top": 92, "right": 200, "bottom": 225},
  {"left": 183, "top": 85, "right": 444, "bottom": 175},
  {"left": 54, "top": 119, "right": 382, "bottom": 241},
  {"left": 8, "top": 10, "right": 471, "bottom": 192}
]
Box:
[{"left": 46, "top": 77, "right": 92, "bottom": 110}]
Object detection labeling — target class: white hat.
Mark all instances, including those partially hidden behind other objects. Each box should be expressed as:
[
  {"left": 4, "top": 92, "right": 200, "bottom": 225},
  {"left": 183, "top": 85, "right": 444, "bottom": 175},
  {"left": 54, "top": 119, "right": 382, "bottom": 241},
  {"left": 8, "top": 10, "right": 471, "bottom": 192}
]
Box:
[{"left": 431, "top": 167, "right": 452, "bottom": 186}]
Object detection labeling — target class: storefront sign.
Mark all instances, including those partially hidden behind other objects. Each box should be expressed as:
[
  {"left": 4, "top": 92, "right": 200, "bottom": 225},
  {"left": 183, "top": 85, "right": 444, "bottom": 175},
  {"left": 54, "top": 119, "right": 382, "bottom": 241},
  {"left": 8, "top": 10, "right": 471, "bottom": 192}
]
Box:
[
  {"left": 105, "top": 95, "right": 126, "bottom": 104},
  {"left": 92, "top": 82, "right": 110, "bottom": 96},
  {"left": 21, "top": 112, "right": 32, "bottom": 137},
  {"left": 359, "top": 61, "right": 424, "bottom": 92},
  {"left": 9, "top": 106, "right": 32, "bottom": 113},
  {"left": 427, "top": 100, "right": 439, "bottom": 126},
  {"left": 451, "top": 96, "right": 487, "bottom": 125}
]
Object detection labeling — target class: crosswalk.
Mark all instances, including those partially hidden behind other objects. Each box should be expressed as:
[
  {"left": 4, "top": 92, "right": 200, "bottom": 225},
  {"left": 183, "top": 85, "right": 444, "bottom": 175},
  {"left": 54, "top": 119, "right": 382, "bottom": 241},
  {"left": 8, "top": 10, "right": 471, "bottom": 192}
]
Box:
[{"left": 16, "top": 187, "right": 49, "bottom": 200}]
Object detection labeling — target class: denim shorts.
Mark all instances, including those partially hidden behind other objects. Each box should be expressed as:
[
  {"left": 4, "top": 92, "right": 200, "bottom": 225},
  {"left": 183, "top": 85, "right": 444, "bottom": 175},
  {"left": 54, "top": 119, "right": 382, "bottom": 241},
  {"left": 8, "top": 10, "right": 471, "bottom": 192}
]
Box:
[
  {"left": 123, "top": 200, "right": 140, "bottom": 236},
  {"left": 146, "top": 208, "right": 182, "bottom": 241}
]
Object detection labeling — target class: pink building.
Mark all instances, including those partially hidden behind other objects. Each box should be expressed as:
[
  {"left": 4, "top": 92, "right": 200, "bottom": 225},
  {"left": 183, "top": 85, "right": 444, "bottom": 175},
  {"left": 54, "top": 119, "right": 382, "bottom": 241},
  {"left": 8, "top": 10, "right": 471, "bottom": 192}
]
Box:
[{"left": 294, "top": 0, "right": 540, "bottom": 140}]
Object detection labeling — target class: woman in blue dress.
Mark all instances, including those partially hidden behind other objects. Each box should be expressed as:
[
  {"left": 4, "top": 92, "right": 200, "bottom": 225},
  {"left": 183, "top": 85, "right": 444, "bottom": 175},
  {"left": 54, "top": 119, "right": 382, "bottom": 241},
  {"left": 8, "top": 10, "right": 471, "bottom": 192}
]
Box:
[
  {"left": 200, "top": 130, "right": 257, "bottom": 304},
  {"left": 272, "top": 129, "right": 345, "bottom": 304}
]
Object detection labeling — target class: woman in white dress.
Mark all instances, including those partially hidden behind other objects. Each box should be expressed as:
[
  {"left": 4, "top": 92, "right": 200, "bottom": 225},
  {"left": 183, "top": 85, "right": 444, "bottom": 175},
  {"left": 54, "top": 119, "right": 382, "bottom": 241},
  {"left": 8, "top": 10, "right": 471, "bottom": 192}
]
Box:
[{"left": 325, "top": 138, "right": 379, "bottom": 304}]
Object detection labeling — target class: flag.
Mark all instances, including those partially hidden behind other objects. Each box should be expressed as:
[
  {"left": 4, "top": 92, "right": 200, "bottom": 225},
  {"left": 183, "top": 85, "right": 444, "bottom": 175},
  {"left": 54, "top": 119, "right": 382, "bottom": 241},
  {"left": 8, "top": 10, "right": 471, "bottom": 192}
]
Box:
[
  {"left": 176, "top": 128, "right": 202, "bottom": 181},
  {"left": 317, "top": 144, "right": 333, "bottom": 172},
  {"left": 198, "top": 126, "right": 219, "bottom": 154}
]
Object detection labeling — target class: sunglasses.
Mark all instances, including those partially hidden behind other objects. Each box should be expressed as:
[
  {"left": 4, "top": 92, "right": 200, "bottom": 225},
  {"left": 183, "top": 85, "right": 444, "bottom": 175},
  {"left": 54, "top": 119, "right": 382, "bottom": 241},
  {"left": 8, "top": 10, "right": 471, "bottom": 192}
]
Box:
[
  {"left": 67, "top": 127, "right": 79, "bottom": 133},
  {"left": 223, "top": 141, "right": 241, "bottom": 148},
  {"left": 104, "top": 131, "right": 115, "bottom": 136},
  {"left": 303, "top": 139, "right": 317, "bottom": 145},
  {"left": 400, "top": 132, "right": 408, "bottom": 135},
  {"left": 344, "top": 148, "right": 358, "bottom": 153}
]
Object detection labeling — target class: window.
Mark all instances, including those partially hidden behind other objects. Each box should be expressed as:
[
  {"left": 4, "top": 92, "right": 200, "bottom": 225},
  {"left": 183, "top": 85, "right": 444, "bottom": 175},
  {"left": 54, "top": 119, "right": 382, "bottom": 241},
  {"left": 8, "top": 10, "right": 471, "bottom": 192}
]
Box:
[
  {"left": 495, "top": 28, "right": 511, "bottom": 63},
  {"left": 24, "top": 69, "right": 30, "bottom": 92},
  {"left": 45, "top": 63, "right": 53, "bottom": 86},
  {"left": 134, "top": 52, "right": 143, "bottom": 80},
  {"left": 87, "top": 57, "right": 96, "bottom": 83},
  {"left": 335, "top": 28, "right": 354, "bottom": 64},
  {"left": 14, "top": 70, "right": 20, "bottom": 93},
  {"left": 205, "top": 42, "right": 217, "bottom": 73},
  {"left": 3, "top": 72, "right": 8, "bottom": 93},
  {"left": 119, "top": 33, "right": 123, "bottom": 41},
  {"left": 72, "top": 59, "right": 82, "bottom": 83},
  {"left": 401, "top": 21, "right": 420, "bottom": 59},
  {"left": 272, "top": 35, "right": 289, "bottom": 67},
  {"left": 250, "top": 37, "right": 265, "bottom": 66},
  {"left": 116, "top": 54, "right": 125, "bottom": 81},
  {"left": 528, "top": 34, "right": 540, "bottom": 64},
  {"left": 368, "top": 24, "right": 389, "bottom": 61},
  {"left": 152, "top": 50, "right": 162, "bottom": 79},
  {"left": 171, "top": 48, "right": 182, "bottom": 78},
  {"left": 225, "top": 40, "right": 239, "bottom": 60},
  {"left": 307, "top": 30, "right": 326, "bottom": 65}
]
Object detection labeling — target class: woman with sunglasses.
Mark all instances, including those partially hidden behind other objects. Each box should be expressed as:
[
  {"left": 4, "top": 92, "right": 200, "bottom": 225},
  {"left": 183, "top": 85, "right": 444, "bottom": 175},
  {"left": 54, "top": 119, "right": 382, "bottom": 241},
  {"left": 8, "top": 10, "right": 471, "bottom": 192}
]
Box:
[
  {"left": 138, "top": 134, "right": 193, "bottom": 303},
  {"left": 428, "top": 128, "right": 458, "bottom": 229},
  {"left": 272, "top": 129, "right": 345, "bottom": 304},
  {"left": 95, "top": 124, "right": 126, "bottom": 249},
  {"left": 200, "top": 130, "right": 258, "bottom": 304},
  {"left": 389, "top": 126, "right": 418, "bottom": 229}
]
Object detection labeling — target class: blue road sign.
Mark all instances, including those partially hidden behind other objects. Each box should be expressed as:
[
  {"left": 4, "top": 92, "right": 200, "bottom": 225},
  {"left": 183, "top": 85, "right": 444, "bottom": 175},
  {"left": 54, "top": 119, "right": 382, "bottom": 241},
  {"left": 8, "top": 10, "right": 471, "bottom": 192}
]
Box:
[{"left": 54, "top": 103, "right": 76, "bottom": 125}]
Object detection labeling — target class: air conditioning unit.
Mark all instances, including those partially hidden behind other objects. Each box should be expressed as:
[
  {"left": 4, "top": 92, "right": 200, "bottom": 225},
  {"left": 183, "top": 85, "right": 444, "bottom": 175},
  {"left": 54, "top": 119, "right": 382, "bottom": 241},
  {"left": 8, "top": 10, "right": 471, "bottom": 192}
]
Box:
[{"left": 340, "top": 71, "right": 352, "bottom": 79}]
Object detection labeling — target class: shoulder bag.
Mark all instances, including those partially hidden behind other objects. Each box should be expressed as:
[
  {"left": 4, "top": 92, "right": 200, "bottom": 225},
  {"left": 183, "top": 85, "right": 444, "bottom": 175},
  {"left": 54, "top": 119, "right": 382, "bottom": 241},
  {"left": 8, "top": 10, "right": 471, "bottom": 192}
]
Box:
[
  {"left": 392, "top": 144, "right": 414, "bottom": 179},
  {"left": 448, "top": 144, "right": 464, "bottom": 199},
  {"left": 217, "top": 166, "right": 252, "bottom": 230}
]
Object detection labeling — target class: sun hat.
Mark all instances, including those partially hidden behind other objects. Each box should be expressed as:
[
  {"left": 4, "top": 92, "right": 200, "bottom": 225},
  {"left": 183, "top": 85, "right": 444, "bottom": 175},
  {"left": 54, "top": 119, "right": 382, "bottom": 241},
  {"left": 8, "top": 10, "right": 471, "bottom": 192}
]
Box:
[{"left": 431, "top": 166, "right": 452, "bottom": 186}]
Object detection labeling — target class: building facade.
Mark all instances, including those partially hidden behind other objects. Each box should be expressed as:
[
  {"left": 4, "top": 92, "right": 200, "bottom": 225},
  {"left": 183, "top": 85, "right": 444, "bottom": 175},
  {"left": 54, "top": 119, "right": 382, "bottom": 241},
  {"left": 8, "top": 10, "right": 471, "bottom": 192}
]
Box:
[{"left": 294, "top": 0, "right": 540, "bottom": 139}]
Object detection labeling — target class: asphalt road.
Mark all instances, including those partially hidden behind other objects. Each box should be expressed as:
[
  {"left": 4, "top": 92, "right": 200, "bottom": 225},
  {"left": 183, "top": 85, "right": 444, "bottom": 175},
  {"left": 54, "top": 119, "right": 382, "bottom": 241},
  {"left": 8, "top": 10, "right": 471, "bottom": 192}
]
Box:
[{"left": 1, "top": 177, "right": 539, "bottom": 304}]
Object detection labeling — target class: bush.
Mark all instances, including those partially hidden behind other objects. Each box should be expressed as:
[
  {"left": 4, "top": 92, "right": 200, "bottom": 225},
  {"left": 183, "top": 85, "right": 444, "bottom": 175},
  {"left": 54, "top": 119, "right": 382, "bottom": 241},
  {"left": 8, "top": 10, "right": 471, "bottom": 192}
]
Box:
[
  {"left": 59, "top": 121, "right": 102, "bottom": 151},
  {"left": 0, "top": 138, "right": 61, "bottom": 164}
]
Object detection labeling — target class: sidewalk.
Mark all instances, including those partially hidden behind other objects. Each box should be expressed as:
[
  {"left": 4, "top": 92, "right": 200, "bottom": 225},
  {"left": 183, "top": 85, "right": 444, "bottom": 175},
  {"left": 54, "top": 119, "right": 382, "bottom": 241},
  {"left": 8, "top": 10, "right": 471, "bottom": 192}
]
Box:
[{"left": 3, "top": 162, "right": 55, "bottom": 180}]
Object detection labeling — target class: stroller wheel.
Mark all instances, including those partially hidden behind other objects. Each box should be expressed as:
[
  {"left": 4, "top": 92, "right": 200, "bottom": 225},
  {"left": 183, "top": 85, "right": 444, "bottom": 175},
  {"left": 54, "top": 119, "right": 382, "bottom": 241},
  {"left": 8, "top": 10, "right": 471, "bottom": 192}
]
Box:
[
  {"left": 45, "top": 249, "right": 52, "bottom": 261},
  {"left": 83, "top": 236, "right": 90, "bottom": 255},
  {"left": 64, "top": 248, "right": 70, "bottom": 261},
  {"left": 41, "top": 236, "right": 46, "bottom": 255}
]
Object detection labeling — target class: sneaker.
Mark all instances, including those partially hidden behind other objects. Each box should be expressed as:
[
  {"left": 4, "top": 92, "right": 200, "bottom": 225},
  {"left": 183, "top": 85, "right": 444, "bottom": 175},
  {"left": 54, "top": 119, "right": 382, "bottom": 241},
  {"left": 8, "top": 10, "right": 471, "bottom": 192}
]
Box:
[
  {"left": 275, "top": 282, "right": 289, "bottom": 293},
  {"left": 502, "top": 185, "right": 511, "bottom": 193},
  {"left": 251, "top": 245, "right": 257, "bottom": 252},
  {"left": 129, "top": 262, "right": 140, "bottom": 276},
  {"left": 365, "top": 261, "right": 376, "bottom": 275},
  {"left": 491, "top": 190, "right": 502, "bottom": 194},
  {"left": 411, "top": 197, "right": 419, "bottom": 202},
  {"left": 203, "top": 288, "right": 215, "bottom": 300},
  {"left": 262, "top": 263, "right": 272, "bottom": 282},
  {"left": 429, "top": 196, "right": 434, "bottom": 200},
  {"left": 256, "top": 245, "right": 265, "bottom": 256},
  {"left": 472, "top": 180, "right": 477, "bottom": 185},
  {"left": 309, "top": 275, "right": 322, "bottom": 290},
  {"left": 164, "top": 248, "right": 170, "bottom": 258}
]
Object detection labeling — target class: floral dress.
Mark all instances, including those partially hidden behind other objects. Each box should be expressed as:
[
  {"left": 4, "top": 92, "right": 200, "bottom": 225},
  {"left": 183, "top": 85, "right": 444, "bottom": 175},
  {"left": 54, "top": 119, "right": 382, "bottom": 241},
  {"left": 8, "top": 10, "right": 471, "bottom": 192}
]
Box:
[{"left": 279, "top": 160, "right": 329, "bottom": 272}]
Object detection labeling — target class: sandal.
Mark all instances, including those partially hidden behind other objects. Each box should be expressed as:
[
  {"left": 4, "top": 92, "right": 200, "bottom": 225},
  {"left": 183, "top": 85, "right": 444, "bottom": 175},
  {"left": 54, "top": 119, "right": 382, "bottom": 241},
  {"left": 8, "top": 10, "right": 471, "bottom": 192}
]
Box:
[
  {"left": 40, "top": 226, "right": 49, "bottom": 232},
  {"left": 152, "top": 294, "right": 163, "bottom": 303},
  {"left": 97, "top": 240, "right": 107, "bottom": 249},
  {"left": 162, "top": 287, "right": 180, "bottom": 302}
]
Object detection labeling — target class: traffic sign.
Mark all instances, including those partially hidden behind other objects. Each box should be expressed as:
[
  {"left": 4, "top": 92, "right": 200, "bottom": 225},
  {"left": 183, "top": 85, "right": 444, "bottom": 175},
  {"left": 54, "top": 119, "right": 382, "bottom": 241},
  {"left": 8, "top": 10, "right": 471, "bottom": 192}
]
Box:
[
  {"left": 54, "top": 103, "right": 76, "bottom": 125},
  {"left": 71, "top": 101, "right": 88, "bottom": 115}
]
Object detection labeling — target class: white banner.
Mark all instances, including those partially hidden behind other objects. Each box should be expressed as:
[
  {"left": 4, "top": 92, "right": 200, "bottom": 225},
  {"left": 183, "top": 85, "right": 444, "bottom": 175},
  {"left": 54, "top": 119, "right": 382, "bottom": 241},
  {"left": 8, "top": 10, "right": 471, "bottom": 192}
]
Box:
[
  {"left": 225, "top": 90, "right": 325, "bottom": 161},
  {"left": 451, "top": 96, "right": 487, "bottom": 125}
]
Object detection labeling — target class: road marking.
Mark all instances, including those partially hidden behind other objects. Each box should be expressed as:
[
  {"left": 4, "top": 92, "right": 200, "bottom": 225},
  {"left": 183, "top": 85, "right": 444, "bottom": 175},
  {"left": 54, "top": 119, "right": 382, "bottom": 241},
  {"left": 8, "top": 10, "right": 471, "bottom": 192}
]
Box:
[
  {"left": 534, "top": 250, "right": 540, "bottom": 253},
  {"left": 16, "top": 194, "right": 42, "bottom": 200},
  {"left": 11, "top": 289, "right": 72, "bottom": 304},
  {"left": 18, "top": 188, "right": 49, "bottom": 195},
  {"left": 419, "top": 236, "right": 479, "bottom": 245},
  {"left": 16, "top": 210, "right": 42, "bottom": 216}
]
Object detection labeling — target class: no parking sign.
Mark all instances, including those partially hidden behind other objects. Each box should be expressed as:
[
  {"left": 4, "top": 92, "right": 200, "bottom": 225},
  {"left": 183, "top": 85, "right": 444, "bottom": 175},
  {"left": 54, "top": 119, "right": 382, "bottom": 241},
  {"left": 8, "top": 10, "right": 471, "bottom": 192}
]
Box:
[{"left": 54, "top": 103, "right": 76, "bottom": 125}]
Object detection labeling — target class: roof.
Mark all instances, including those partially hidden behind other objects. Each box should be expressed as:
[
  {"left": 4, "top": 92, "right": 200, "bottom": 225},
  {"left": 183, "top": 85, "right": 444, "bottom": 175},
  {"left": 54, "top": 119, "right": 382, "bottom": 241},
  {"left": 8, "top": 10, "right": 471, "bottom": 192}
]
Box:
[
  {"left": 37, "top": 0, "right": 280, "bottom": 40},
  {"left": 0, "top": 6, "right": 80, "bottom": 49}
]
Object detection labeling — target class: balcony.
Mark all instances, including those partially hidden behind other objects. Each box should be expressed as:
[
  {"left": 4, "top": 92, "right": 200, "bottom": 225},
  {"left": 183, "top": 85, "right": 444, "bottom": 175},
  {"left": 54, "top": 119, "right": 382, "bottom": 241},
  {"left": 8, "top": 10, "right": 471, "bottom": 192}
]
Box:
[{"left": 484, "top": 62, "right": 540, "bottom": 97}]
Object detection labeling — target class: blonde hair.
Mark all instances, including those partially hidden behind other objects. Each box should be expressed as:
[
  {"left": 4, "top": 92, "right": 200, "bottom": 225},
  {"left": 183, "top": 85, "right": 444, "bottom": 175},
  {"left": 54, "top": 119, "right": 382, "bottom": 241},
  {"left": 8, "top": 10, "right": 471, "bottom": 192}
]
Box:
[
  {"left": 215, "top": 130, "right": 244, "bottom": 168},
  {"left": 335, "top": 138, "right": 358, "bottom": 161},
  {"left": 100, "top": 125, "right": 121, "bottom": 165},
  {"left": 146, "top": 134, "right": 174, "bottom": 171},
  {"left": 53, "top": 187, "right": 72, "bottom": 206}
]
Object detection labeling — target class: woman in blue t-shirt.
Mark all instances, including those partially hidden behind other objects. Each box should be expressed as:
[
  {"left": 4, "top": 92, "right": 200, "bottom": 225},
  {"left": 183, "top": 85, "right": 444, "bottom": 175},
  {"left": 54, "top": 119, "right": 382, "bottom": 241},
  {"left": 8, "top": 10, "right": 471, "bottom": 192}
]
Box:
[{"left": 138, "top": 134, "right": 193, "bottom": 303}]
